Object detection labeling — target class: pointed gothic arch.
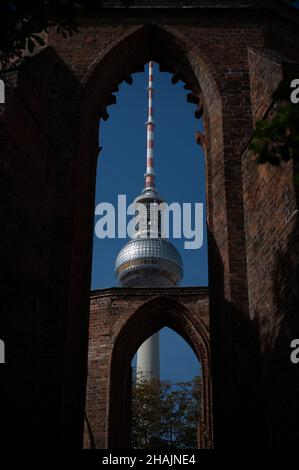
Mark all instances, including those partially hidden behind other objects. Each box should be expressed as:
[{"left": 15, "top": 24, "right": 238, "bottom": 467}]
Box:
[
  {"left": 73, "top": 21, "right": 248, "bottom": 449},
  {"left": 84, "top": 288, "right": 210, "bottom": 448},
  {"left": 108, "top": 295, "right": 212, "bottom": 448}
]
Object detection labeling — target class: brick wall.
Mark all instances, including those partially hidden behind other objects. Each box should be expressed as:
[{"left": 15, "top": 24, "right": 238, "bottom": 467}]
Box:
[
  {"left": 0, "top": 72, "right": 57, "bottom": 446},
  {"left": 242, "top": 149, "right": 299, "bottom": 447},
  {"left": 0, "top": 1, "right": 298, "bottom": 448}
]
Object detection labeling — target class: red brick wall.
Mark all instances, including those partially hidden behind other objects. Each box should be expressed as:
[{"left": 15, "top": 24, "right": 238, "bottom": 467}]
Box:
[
  {"left": 0, "top": 73, "right": 57, "bottom": 446},
  {"left": 243, "top": 44, "right": 299, "bottom": 445},
  {"left": 248, "top": 48, "right": 283, "bottom": 123},
  {"left": 242, "top": 85, "right": 299, "bottom": 448},
  {"left": 0, "top": 1, "right": 298, "bottom": 448},
  {"left": 0, "top": 49, "right": 92, "bottom": 448}
]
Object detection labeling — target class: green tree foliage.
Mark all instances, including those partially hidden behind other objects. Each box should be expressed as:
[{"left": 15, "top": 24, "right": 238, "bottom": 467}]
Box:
[
  {"left": 131, "top": 373, "right": 201, "bottom": 449},
  {"left": 249, "top": 80, "right": 299, "bottom": 184}
]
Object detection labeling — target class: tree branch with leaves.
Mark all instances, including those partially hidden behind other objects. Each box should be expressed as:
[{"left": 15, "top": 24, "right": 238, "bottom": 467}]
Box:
[{"left": 131, "top": 373, "right": 202, "bottom": 449}]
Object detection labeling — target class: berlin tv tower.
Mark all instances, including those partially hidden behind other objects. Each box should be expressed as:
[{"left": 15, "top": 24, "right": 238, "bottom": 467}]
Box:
[{"left": 115, "top": 62, "right": 183, "bottom": 381}]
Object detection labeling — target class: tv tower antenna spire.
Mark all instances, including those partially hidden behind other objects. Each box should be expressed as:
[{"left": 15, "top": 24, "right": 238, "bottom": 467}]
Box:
[{"left": 144, "top": 61, "right": 157, "bottom": 194}]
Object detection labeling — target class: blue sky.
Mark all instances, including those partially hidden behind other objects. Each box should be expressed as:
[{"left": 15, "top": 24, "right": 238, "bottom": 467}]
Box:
[
  {"left": 92, "top": 65, "right": 208, "bottom": 290},
  {"left": 91, "top": 63, "right": 206, "bottom": 382}
]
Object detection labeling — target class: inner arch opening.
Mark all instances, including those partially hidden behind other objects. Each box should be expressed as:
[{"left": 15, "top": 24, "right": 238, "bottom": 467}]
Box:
[
  {"left": 92, "top": 62, "right": 208, "bottom": 289},
  {"left": 131, "top": 326, "right": 202, "bottom": 449}
]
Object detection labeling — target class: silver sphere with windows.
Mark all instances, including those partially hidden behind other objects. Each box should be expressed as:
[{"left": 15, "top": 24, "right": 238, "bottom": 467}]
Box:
[
  {"left": 115, "top": 187, "right": 183, "bottom": 287},
  {"left": 115, "top": 237, "right": 183, "bottom": 287}
]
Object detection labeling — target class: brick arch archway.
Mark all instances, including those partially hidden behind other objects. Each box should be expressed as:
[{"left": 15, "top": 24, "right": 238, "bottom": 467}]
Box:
[
  {"left": 79, "top": 25, "right": 218, "bottom": 449},
  {"left": 76, "top": 24, "right": 224, "bottom": 250},
  {"left": 85, "top": 288, "right": 210, "bottom": 449},
  {"left": 80, "top": 23, "right": 222, "bottom": 118},
  {"left": 78, "top": 21, "right": 249, "bottom": 449},
  {"left": 109, "top": 295, "right": 212, "bottom": 449}
]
